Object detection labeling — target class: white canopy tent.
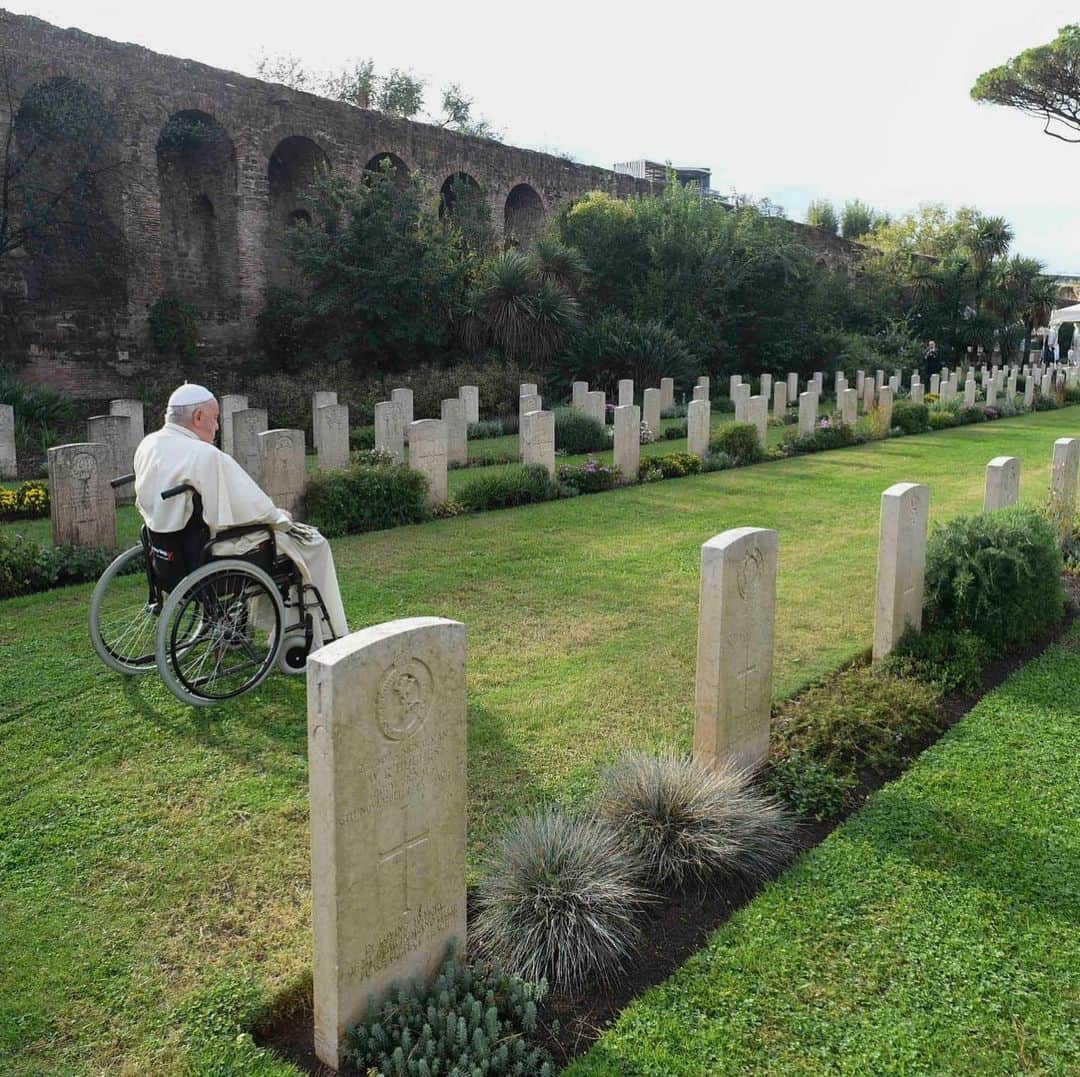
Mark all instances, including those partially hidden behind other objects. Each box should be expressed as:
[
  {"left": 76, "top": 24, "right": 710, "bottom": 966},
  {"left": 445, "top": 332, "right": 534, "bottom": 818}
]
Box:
[{"left": 1045, "top": 304, "right": 1080, "bottom": 347}]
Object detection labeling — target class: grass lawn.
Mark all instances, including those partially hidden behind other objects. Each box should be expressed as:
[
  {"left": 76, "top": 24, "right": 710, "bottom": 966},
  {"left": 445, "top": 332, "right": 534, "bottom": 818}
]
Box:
[
  {"left": 568, "top": 622, "right": 1080, "bottom": 1076},
  {"left": 1, "top": 407, "right": 1078, "bottom": 1074}
]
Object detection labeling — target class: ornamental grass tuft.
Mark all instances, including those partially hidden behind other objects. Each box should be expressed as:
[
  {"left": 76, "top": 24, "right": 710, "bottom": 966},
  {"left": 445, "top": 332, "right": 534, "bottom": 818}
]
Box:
[
  {"left": 472, "top": 808, "right": 651, "bottom": 992},
  {"left": 597, "top": 751, "right": 794, "bottom": 890}
]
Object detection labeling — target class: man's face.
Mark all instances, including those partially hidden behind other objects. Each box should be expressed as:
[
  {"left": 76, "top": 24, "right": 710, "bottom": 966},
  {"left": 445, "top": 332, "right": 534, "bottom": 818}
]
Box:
[{"left": 191, "top": 399, "right": 220, "bottom": 445}]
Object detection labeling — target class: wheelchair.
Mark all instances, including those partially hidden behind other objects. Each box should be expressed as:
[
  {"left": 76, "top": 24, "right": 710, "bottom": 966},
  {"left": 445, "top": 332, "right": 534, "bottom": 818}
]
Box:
[{"left": 88, "top": 473, "right": 337, "bottom": 706}]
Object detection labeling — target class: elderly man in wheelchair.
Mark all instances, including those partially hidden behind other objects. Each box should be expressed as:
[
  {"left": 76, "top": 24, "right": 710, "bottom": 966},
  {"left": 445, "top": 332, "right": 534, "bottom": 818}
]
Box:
[{"left": 88, "top": 383, "right": 348, "bottom": 706}]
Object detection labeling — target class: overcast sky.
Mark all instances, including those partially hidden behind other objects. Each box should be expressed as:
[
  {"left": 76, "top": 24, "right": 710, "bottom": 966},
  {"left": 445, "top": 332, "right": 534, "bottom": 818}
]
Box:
[{"left": 8, "top": 0, "right": 1080, "bottom": 272}]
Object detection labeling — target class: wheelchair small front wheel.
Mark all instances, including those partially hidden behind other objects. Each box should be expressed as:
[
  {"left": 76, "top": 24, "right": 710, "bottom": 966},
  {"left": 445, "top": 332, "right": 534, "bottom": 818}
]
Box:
[
  {"left": 155, "top": 559, "right": 286, "bottom": 707},
  {"left": 89, "top": 544, "right": 159, "bottom": 675}
]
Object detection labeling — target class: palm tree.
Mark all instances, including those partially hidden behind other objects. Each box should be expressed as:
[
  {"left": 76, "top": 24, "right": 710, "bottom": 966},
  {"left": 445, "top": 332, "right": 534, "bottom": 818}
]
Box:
[
  {"left": 970, "top": 215, "right": 1013, "bottom": 272},
  {"left": 530, "top": 236, "right": 589, "bottom": 296}
]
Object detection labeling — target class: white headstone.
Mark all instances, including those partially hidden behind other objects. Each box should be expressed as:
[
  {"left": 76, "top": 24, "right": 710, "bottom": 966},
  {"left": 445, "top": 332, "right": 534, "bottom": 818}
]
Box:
[
  {"left": 841, "top": 387, "right": 857, "bottom": 428},
  {"left": 0, "top": 404, "right": 16, "bottom": 479},
  {"left": 985, "top": 382, "right": 997, "bottom": 409},
  {"left": 614, "top": 404, "right": 641, "bottom": 479},
  {"left": 872, "top": 482, "right": 929, "bottom": 661},
  {"left": 312, "top": 391, "right": 338, "bottom": 452},
  {"left": 109, "top": 398, "right": 144, "bottom": 460},
  {"left": 307, "top": 617, "right": 467, "bottom": 1071},
  {"left": 47, "top": 442, "right": 116, "bottom": 549},
  {"left": 694, "top": 526, "right": 778, "bottom": 772},
  {"left": 772, "top": 380, "right": 787, "bottom": 419},
  {"left": 521, "top": 409, "right": 555, "bottom": 477},
  {"left": 618, "top": 379, "right": 634, "bottom": 407},
  {"left": 697, "top": 376, "right": 710, "bottom": 396},
  {"left": 258, "top": 429, "right": 307, "bottom": 517},
  {"left": 733, "top": 383, "right": 750, "bottom": 422},
  {"left": 233, "top": 408, "right": 269, "bottom": 482},
  {"left": 519, "top": 382, "right": 538, "bottom": 398},
  {"left": 875, "top": 369, "right": 885, "bottom": 390},
  {"left": 1051, "top": 437, "right": 1080, "bottom": 520},
  {"left": 786, "top": 372, "right": 798, "bottom": 400},
  {"left": 964, "top": 380, "right": 976, "bottom": 408},
  {"left": 458, "top": 385, "right": 480, "bottom": 425},
  {"left": 87, "top": 414, "right": 133, "bottom": 504},
  {"left": 392, "top": 388, "right": 414, "bottom": 440},
  {"left": 441, "top": 399, "right": 467, "bottom": 467},
  {"left": 813, "top": 371, "right": 824, "bottom": 395},
  {"left": 798, "top": 391, "right": 818, "bottom": 436},
  {"left": 729, "top": 375, "right": 742, "bottom": 399},
  {"left": 878, "top": 386, "right": 894, "bottom": 432},
  {"left": 642, "top": 388, "right": 662, "bottom": 437},
  {"left": 760, "top": 373, "right": 772, "bottom": 403},
  {"left": 375, "top": 401, "right": 405, "bottom": 463},
  {"left": 409, "top": 420, "right": 447, "bottom": 504},
  {"left": 659, "top": 377, "right": 675, "bottom": 410},
  {"left": 317, "top": 404, "right": 350, "bottom": 471},
  {"left": 930, "top": 373, "right": 940, "bottom": 396},
  {"left": 687, "top": 398, "right": 710, "bottom": 457},
  {"left": 911, "top": 383, "right": 925, "bottom": 405},
  {"left": 856, "top": 370, "right": 865, "bottom": 394},
  {"left": 219, "top": 394, "right": 249, "bottom": 457},
  {"left": 587, "top": 390, "right": 606, "bottom": 426},
  {"left": 862, "top": 378, "right": 875, "bottom": 413},
  {"left": 1041, "top": 373, "right": 1053, "bottom": 399},
  {"left": 749, "top": 395, "right": 767, "bottom": 450},
  {"left": 1023, "top": 377, "right": 1035, "bottom": 408},
  {"left": 572, "top": 381, "right": 589, "bottom": 410},
  {"left": 984, "top": 456, "right": 1019, "bottom": 512},
  {"left": 693, "top": 384, "right": 709, "bottom": 402}
]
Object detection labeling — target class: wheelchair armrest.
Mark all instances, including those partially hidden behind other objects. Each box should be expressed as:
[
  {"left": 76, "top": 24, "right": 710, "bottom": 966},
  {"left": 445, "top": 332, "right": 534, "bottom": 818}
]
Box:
[
  {"left": 203, "top": 524, "right": 278, "bottom": 560},
  {"left": 111, "top": 472, "right": 136, "bottom": 489}
]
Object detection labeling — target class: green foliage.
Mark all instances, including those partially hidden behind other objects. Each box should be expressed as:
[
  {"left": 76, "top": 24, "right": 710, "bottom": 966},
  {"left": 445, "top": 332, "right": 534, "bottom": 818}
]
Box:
[
  {"left": 772, "top": 665, "right": 944, "bottom": 789},
  {"left": 0, "top": 531, "right": 125, "bottom": 599},
  {"left": 766, "top": 752, "right": 854, "bottom": 822},
  {"left": 556, "top": 457, "right": 621, "bottom": 494},
  {"left": 956, "top": 405, "right": 987, "bottom": 424},
  {"left": 552, "top": 312, "right": 698, "bottom": 399},
  {"left": 928, "top": 408, "right": 958, "bottom": 429},
  {"left": 346, "top": 946, "right": 553, "bottom": 1076},
  {"left": 782, "top": 422, "right": 866, "bottom": 455},
  {"left": 840, "top": 199, "right": 885, "bottom": 240},
  {"left": 923, "top": 506, "right": 1065, "bottom": 654},
  {"left": 662, "top": 419, "right": 687, "bottom": 440},
  {"left": 285, "top": 171, "right": 474, "bottom": 372},
  {"left": 638, "top": 452, "right": 702, "bottom": 480},
  {"left": 708, "top": 422, "right": 764, "bottom": 465},
  {"left": 971, "top": 24, "right": 1080, "bottom": 141},
  {"left": 805, "top": 199, "right": 838, "bottom": 234},
  {"left": 305, "top": 453, "right": 430, "bottom": 536},
  {"left": 349, "top": 426, "right": 375, "bottom": 451},
  {"left": 553, "top": 407, "right": 609, "bottom": 454},
  {"left": 0, "top": 368, "right": 76, "bottom": 454},
  {"left": 881, "top": 628, "right": 991, "bottom": 697},
  {"left": 890, "top": 400, "right": 930, "bottom": 435},
  {"left": 597, "top": 752, "right": 793, "bottom": 889},
  {"left": 456, "top": 465, "right": 557, "bottom": 512},
  {"left": 254, "top": 286, "right": 311, "bottom": 373},
  {"left": 0, "top": 481, "right": 48, "bottom": 520},
  {"left": 468, "top": 419, "right": 504, "bottom": 440},
  {"left": 148, "top": 294, "right": 198, "bottom": 361},
  {"left": 473, "top": 808, "right": 651, "bottom": 991}
]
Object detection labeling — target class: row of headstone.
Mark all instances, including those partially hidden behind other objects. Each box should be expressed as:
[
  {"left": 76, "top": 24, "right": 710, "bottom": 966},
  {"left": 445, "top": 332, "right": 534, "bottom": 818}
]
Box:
[
  {"left": 571, "top": 377, "right": 676, "bottom": 426},
  {"left": 305, "top": 436, "right": 1080, "bottom": 1067}
]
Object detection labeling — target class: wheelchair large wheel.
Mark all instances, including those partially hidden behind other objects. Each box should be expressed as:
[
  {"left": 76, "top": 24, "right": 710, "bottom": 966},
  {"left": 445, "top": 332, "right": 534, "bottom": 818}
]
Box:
[
  {"left": 155, "top": 558, "right": 286, "bottom": 707},
  {"left": 88, "top": 544, "right": 159, "bottom": 675}
]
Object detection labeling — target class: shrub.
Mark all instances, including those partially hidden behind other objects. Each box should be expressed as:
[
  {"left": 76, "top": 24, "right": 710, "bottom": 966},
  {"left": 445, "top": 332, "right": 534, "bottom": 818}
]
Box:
[
  {"left": 556, "top": 457, "right": 621, "bottom": 494},
  {"left": 345, "top": 945, "right": 554, "bottom": 1077},
  {"left": 1065, "top": 385, "right": 1080, "bottom": 405},
  {"left": 881, "top": 627, "right": 990, "bottom": 697},
  {"left": 0, "top": 532, "right": 127, "bottom": 599},
  {"left": 708, "top": 422, "right": 764, "bottom": 465},
  {"left": 456, "top": 465, "right": 557, "bottom": 512},
  {"left": 781, "top": 422, "right": 865, "bottom": 455},
  {"left": 771, "top": 665, "right": 943, "bottom": 786},
  {"left": 928, "top": 408, "right": 958, "bottom": 430},
  {"left": 923, "top": 506, "right": 1065, "bottom": 654},
  {"left": 956, "top": 405, "right": 986, "bottom": 425},
  {"left": 767, "top": 752, "right": 854, "bottom": 822},
  {"left": 638, "top": 452, "right": 702, "bottom": 480},
  {"left": 472, "top": 808, "right": 651, "bottom": 991},
  {"left": 663, "top": 419, "right": 688, "bottom": 440},
  {"left": 253, "top": 286, "right": 311, "bottom": 373},
  {"left": 891, "top": 400, "right": 929, "bottom": 435},
  {"left": 701, "top": 450, "right": 734, "bottom": 472},
  {"left": 553, "top": 407, "right": 609, "bottom": 454},
  {"left": 597, "top": 751, "right": 793, "bottom": 889},
  {"left": 305, "top": 456, "right": 429, "bottom": 536},
  {"left": 660, "top": 404, "right": 687, "bottom": 419},
  {"left": 348, "top": 426, "right": 375, "bottom": 451},
  {"left": 468, "top": 419, "right": 505, "bottom": 439},
  {"left": 149, "top": 294, "right": 198, "bottom": 360},
  {"left": 462, "top": 447, "right": 520, "bottom": 468},
  {"left": 0, "top": 481, "right": 49, "bottom": 521}
]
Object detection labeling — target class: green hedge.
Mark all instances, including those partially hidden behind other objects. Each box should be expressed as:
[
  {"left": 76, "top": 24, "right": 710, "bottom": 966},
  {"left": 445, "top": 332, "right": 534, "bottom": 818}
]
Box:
[
  {"left": 456, "top": 465, "right": 558, "bottom": 511},
  {"left": 305, "top": 452, "right": 430, "bottom": 536}
]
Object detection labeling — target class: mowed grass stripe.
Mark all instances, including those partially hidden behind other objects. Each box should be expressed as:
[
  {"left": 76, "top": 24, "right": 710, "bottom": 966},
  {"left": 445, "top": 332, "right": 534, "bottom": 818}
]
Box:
[
  {"left": 567, "top": 625, "right": 1080, "bottom": 1076},
  {"left": 0, "top": 409, "right": 1077, "bottom": 1074}
]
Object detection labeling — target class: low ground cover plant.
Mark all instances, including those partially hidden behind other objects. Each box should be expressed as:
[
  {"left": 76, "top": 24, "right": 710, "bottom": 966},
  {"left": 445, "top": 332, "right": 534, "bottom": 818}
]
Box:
[
  {"left": 306, "top": 450, "right": 429, "bottom": 536},
  {"left": 457, "top": 465, "right": 557, "bottom": 511},
  {"left": 890, "top": 400, "right": 929, "bottom": 435},
  {"left": 638, "top": 452, "right": 701, "bottom": 480},
  {"left": 0, "top": 531, "right": 129, "bottom": 599},
  {"left": 553, "top": 407, "right": 608, "bottom": 454},
  {"left": 708, "top": 422, "right": 763, "bottom": 465},
  {"left": 346, "top": 947, "right": 554, "bottom": 1076},
  {"left": 0, "top": 481, "right": 49, "bottom": 521},
  {"left": 557, "top": 457, "right": 621, "bottom": 494},
  {"left": 469, "top": 419, "right": 505, "bottom": 440}
]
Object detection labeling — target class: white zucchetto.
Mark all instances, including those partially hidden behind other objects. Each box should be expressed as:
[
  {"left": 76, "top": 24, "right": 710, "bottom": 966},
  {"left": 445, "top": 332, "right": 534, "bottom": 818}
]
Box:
[{"left": 167, "top": 383, "right": 215, "bottom": 407}]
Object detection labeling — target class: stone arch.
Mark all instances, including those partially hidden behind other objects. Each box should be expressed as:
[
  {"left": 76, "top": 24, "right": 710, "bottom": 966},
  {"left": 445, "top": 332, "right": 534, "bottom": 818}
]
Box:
[
  {"left": 503, "top": 183, "right": 545, "bottom": 247},
  {"left": 266, "top": 135, "right": 330, "bottom": 288},
  {"left": 364, "top": 151, "right": 410, "bottom": 188},
  {"left": 13, "top": 76, "right": 126, "bottom": 305},
  {"left": 155, "top": 108, "right": 239, "bottom": 314}
]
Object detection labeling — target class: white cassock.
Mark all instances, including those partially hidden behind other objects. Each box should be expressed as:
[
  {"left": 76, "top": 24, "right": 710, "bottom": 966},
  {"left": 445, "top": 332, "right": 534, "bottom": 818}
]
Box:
[{"left": 134, "top": 422, "right": 348, "bottom": 645}]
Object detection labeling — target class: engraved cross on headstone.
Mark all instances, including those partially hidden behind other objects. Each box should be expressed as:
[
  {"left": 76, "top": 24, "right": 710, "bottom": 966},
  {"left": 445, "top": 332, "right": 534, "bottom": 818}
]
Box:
[{"left": 379, "top": 825, "right": 429, "bottom": 917}]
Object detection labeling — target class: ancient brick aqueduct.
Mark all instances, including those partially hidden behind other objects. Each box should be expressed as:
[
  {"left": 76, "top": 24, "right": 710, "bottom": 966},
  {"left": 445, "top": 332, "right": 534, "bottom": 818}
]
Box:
[{"left": 0, "top": 11, "right": 653, "bottom": 395}]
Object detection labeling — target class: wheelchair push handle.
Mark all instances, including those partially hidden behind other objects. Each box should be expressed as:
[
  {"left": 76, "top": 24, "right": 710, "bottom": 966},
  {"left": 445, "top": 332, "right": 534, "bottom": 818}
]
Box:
[
  {"left": 111, "top": 472, "right": 135, "bottom": 489},
  {"left": 161, "top": 482, "right": 195, "bottom": 501}
]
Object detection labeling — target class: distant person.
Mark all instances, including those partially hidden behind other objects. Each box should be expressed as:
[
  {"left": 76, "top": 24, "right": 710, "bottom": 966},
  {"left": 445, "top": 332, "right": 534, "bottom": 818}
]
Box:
[
  {"left": 1070, "top": 344, "right": 1078, "bottom": 366},
  {"left": 922, "top": 340, "right": 939, "bottom": 384}
]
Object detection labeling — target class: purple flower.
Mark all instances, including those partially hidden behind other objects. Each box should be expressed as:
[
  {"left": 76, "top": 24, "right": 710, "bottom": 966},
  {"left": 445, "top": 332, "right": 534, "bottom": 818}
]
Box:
[{"left": 820, "top": 417, "right": 831, "bottom": 429}]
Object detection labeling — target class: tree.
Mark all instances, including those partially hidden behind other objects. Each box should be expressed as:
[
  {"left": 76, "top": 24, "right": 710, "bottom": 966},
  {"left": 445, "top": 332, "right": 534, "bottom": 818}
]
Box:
[
  {"left": 972, "top": 25, "right": 1080, "bottom": 141},
  {"left": 840, "top": 199, "right": 884, "bottom": 240},
  {"left": 805, "top": 199, "right": 838, "bottom": 234},
  {"left": 438, "top": 85, "right": 502, "bottom": 140}
]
